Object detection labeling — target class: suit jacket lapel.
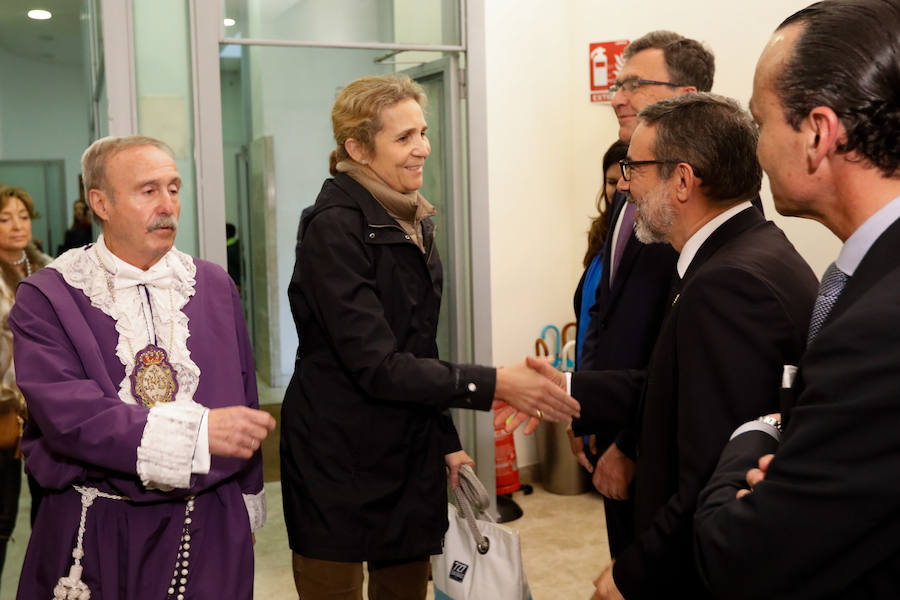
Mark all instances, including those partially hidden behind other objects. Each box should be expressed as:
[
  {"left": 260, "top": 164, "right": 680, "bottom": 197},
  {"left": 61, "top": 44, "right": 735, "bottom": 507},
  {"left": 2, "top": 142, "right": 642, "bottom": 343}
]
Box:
[
  {"left": 824, "top": 215, "right": 900, "bottom": 326},
  {"left": 790, "top": 215, "right": 900, "bottom": 423},
  {"left": 597, "top": 194, "right": 626, "bottom": 311}
]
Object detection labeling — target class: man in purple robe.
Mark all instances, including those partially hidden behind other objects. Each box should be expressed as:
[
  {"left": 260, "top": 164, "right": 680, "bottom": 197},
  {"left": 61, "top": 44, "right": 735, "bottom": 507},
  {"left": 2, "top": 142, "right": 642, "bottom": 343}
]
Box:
[{"left": 10, "top": 135, "right": 276, "bottom": 599}]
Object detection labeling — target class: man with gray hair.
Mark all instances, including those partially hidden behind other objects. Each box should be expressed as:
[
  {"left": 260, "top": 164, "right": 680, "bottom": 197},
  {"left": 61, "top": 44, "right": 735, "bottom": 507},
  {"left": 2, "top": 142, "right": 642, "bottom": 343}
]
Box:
[
  {"left": 12, "top": 135, "right": 275, "bottom": 599},
  {"left": 530, "top": 94, "right": 816, "bottom": 598}
]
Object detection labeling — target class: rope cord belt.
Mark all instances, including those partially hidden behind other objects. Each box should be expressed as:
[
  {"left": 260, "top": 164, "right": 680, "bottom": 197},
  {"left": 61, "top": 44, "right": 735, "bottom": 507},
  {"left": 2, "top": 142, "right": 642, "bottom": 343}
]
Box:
[{"left": 53, "top": 486, "right": 196, "bottom": 600}]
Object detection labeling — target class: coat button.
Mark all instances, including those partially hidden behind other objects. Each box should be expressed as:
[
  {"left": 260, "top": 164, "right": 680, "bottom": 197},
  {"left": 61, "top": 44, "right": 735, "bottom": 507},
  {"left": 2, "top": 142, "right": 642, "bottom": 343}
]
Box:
[
  {"left": 467, "top": 382, "right": 477, "bottom": 392},
  {"left": 368, "top": 233, "right": 375, "bottom": 239}
]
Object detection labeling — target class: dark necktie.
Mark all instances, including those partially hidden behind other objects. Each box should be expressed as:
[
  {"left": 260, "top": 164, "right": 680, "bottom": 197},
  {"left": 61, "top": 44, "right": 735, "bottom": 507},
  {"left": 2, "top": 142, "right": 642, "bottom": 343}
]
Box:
[
  {"left": 807, "top": 262, "right": 849, "bottom": 344},
  {"left": 610, "top": 202, "right": 636, "bottom": 283}
]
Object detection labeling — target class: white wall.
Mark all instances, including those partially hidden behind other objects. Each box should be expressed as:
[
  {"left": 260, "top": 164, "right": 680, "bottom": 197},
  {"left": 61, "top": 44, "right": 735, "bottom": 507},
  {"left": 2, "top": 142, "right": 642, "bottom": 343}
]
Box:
[{"left": 481, "top": 0, "right": 841, "bottom": 466}]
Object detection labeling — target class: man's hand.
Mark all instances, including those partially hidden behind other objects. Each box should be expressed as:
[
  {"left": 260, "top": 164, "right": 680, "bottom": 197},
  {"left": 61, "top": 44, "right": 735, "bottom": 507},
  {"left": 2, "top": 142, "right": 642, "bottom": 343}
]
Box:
[
  {"left": 524, "top": 355, "right": 565, "bottom": 389},
  {"left": 445, "top": 449, "right": 475, "bottom": 489},
  {"left": 736, "top": 453, "right": 774, "bottom": 499},
  {"left": 592, "top": 443, "right": 635, "bottom": 500},
  {"left": 492, "top": 358, "right": 580, "bottom": 435},
  {"left": 567, "top": 425, "right": 597, "bottom": 472},
  {"left": 208, "top": 406, "right": 276, "bottom": 459},
  {"left": 591, "top": 561, "right": 624, "bottom": 600}
]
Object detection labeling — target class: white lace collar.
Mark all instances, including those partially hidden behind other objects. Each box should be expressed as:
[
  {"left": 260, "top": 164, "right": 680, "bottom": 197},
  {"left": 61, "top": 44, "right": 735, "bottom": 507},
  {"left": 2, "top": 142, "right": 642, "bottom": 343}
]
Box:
[
  {"left": 50, "top": 236, "right": 200, "bottom": 406},
  {"left": 93, "top": 235, "right": 178, "bottom": 290}
]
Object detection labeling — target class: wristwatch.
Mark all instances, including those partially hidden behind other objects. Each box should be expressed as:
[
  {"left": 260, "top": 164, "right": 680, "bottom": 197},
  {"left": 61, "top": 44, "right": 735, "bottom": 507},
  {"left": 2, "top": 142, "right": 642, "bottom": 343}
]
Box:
[{"left": 757, "top": 415, "right": 782, "bottom": 433}]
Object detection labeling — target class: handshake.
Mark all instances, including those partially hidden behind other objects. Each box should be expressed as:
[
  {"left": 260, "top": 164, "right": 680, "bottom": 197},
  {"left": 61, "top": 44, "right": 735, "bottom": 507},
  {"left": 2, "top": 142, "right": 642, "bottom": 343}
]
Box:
[{"left": 492, "top": 356, "right": 580, "bottom": 435}]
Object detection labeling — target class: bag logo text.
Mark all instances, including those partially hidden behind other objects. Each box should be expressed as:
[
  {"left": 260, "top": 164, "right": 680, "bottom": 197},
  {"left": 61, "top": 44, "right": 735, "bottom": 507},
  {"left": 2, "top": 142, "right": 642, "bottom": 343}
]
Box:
[{"left": 449, "top": 560, "right": 469, "bottom": 582}]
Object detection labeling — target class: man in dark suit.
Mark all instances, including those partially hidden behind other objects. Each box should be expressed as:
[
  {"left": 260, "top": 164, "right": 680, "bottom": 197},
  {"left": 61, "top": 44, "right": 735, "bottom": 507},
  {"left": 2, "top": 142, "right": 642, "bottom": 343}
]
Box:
[
  {"left": 530, "top": 93, "right": 817, "bottom": 599},
  {"left": 694, "top": 2, "right": 900, "bottom": 598},
  {"left": 574, "top": 30, "right": 712, "bottom": 559}
]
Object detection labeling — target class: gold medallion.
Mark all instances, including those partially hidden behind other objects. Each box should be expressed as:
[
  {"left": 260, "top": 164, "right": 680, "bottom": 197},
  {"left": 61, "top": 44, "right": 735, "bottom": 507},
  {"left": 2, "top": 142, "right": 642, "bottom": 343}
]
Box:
[{"left": 130, "top": 345, "right": 179, "bottom": 409}]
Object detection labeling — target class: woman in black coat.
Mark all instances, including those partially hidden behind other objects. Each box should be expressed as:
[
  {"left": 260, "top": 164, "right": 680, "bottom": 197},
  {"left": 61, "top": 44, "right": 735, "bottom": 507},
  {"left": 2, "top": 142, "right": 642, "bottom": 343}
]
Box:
[{"left": 281, "top": 75, "right": 579, "bottom": 600}]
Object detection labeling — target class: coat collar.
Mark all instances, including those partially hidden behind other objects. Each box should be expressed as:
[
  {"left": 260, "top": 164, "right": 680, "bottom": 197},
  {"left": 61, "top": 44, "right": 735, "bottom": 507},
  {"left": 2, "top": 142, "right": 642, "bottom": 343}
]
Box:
[
  {"left": 304, "top": 173, "right": 435, "bottom": 255},
  {"left": 331, "top": 172, "right": 399, "bottom": 228},
  {"left": 681, "top": 205, "right": 765, "bottom": 286}
]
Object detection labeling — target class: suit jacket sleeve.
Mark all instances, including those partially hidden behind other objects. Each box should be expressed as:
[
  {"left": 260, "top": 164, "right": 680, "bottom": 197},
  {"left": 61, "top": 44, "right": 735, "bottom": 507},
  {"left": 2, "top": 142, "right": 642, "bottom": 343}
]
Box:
[
  {"left": 569, "top": 369, "right": 645, "bottom": 438},
  {"left": 694, "top": 293, "right": 900, "bottom": 599},
  {"left": 296, "top": 207, "right": 495, "bottom": 412},
  {"left": 614, "top": 266, "right": 794, "bottom": 598}
]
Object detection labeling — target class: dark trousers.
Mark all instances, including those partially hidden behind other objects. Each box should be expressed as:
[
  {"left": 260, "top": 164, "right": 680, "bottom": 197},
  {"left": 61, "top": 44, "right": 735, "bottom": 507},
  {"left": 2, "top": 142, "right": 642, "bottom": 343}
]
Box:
[
  {"left": 292, "top": 553, "right": 429, "bottom": 600},
  {"left": 0, "top": 450, "right": 21, "bottom": 593},
  {"left": 604, "top": 495, "right": 635, "bottom": 558}
]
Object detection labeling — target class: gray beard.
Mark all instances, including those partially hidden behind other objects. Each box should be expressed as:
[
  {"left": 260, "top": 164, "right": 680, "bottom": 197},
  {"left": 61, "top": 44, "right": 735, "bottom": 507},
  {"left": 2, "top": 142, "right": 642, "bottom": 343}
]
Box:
[{"left": 631, "top": 185, "right": 675, "bottom": 245}]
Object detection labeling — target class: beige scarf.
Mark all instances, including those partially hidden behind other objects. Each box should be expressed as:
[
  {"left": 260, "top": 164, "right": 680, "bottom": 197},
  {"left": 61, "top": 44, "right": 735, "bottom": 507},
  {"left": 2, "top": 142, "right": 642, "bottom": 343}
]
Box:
[{"left": 336, "top": 160, "right": 436, "bottom": 253}]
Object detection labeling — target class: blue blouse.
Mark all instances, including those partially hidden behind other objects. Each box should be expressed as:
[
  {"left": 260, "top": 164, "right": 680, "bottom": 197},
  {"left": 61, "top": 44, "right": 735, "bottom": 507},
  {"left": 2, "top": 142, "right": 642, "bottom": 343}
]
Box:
[{"left": 576, "top": 251, "right": 604, "bottom": 369}]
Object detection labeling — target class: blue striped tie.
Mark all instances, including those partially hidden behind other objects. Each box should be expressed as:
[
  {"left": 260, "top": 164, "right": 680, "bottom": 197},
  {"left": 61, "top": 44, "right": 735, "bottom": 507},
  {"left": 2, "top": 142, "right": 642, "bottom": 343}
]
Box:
[{"left": 807, "top": 262, "right": 848, "bottom": 344}]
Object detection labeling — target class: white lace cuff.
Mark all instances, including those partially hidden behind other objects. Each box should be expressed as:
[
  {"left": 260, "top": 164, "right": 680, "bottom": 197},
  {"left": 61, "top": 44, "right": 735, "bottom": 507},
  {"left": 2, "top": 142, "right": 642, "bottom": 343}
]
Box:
[
  {"left": 137, "top": 401, "right": 206, "bottom": 491},
  {"left": 243, "top": 489, "right": 267, "bottom": 532}
]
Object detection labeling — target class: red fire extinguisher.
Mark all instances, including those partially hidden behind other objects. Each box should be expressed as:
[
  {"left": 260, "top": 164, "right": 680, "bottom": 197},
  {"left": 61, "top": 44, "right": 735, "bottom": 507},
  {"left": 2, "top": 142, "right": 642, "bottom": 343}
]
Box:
[{"left": 494, "top": 404, "right": 521, "bottom": 495}]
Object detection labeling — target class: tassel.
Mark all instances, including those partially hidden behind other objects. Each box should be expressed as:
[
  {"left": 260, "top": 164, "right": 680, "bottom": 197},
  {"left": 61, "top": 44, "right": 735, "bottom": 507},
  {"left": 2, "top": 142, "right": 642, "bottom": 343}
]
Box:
[{"left": 53, "top": 564, "right": 91, "bottom": 599}]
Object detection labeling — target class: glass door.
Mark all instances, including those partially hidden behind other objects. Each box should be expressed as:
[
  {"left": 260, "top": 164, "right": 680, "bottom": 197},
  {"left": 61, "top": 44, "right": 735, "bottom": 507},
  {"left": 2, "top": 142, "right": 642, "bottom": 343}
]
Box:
[{"left": 403, "top": 56, "right": 476, "bottom": 453}]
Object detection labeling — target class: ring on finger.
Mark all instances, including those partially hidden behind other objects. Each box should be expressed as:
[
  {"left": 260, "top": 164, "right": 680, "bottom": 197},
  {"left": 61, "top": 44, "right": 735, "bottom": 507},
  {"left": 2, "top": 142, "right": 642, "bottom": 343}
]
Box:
[{"left": 536, "top": 408, "right": 543, "bottom": 420}]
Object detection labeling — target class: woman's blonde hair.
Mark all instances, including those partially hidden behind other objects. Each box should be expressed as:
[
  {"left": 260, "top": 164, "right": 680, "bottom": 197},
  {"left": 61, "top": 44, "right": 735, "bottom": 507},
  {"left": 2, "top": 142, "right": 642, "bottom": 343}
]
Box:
[{"left": 329, "top": 74, "right": 427, "bottom": 175}]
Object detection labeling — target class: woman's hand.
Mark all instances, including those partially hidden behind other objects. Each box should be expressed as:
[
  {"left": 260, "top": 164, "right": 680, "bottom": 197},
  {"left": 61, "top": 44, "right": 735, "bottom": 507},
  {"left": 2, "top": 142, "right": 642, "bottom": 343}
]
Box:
[
  {"left": 445, "top": 450, "right": 475, "bottom": 489},
  {"left": 493, "top": 359, "right": 580, "bottom": 434}
]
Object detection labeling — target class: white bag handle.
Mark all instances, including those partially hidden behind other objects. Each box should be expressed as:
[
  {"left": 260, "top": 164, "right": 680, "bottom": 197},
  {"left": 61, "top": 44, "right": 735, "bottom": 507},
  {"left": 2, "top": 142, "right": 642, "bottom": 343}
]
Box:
[{"left": 453, "top": 464, "right": 494, "bottom": 555}]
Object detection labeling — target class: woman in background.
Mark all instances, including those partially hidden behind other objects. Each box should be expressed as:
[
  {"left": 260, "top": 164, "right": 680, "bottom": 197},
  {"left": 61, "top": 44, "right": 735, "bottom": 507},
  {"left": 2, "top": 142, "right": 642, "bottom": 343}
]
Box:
[
  {"left": 281, "top": 74, "right": 577, "bottom": 600},
  {"left": 57, "top": 195, "right": 93, "bottom": 254},
  {"left": 574, "top": 139, "right": 628, "bottom": 366},
  {"left": 568, "top": 140, "right": 628, "bottom": 473},
  {"left": 0, "top": 185, "right": 51, "bottom": 585}
]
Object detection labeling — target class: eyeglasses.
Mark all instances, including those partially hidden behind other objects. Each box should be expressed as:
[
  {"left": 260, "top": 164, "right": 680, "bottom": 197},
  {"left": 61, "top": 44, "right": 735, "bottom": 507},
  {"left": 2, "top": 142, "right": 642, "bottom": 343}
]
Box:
[
  {"left": 608, "top": 77, "right": 686, "bottom": 95},
  {"left": 619, "top": 159, "right": 699, "bottom": 181}
]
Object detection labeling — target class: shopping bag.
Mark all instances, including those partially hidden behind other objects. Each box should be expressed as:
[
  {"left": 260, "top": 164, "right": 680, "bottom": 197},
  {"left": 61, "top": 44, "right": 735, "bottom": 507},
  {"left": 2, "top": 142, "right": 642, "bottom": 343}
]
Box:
[{"left": 432, "top": 465, "right": 532, "bottom": 600}]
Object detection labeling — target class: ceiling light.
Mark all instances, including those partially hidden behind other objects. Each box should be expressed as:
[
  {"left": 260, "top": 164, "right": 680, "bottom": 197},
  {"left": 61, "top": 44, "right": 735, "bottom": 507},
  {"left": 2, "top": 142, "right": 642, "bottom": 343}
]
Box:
[
  {"left": 27, "top": 9, "right": 52, "bottom": 20},
  {"left": 223, "top": 18, "right": 236, "bottom": 27}
]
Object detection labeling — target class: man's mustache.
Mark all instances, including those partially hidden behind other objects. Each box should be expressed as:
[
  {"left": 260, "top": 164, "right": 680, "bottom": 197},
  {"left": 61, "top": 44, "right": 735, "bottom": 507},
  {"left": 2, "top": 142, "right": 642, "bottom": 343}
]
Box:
[{"left": 147, "top": 216, "right": 178, "bottom": 232}]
